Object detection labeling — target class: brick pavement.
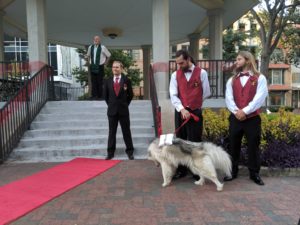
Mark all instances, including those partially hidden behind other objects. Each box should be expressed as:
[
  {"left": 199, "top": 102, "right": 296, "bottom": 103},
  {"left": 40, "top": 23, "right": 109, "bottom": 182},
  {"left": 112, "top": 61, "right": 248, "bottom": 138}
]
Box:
[{"left": 0, "top": 160, "right": 299, "bottom": 225}]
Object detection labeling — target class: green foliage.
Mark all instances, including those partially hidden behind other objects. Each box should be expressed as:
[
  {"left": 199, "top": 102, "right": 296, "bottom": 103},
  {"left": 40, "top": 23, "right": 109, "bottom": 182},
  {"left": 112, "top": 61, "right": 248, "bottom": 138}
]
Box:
[
  {"left": 202, "top": 107, "right": 300, "bottom": 149},
  {"left": 222, "top": 28, "right": 249, "bottom": 60},
  {"left": 72, "top": 48, "right": 142, "bottom": 87},
  {"left": 201, "top": 28, "right": 258, "bottom": 60},
  {"left": 72, "top": 67, "right": 88, "bottom": 87},
  {"left": 78, "top": 93, "right": 90, "bottom": 100},
  {"left": 250, "top": 0, "right": 300, "bottom": 71},
  {"left": 104, "top": 50, "right": 142, "bottom": 86}
]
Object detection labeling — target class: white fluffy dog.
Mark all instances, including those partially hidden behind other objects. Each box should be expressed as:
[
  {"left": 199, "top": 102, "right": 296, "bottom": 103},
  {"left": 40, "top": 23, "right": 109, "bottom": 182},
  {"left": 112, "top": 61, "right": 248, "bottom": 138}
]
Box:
[{"left": 148, "top": 138, "right": 232, "bottom": 191}]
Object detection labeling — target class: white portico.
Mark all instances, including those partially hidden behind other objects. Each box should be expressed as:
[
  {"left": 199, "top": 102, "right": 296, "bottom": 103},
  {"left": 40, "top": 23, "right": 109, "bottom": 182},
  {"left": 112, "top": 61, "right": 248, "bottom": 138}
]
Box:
[{"left": 0, "top": 0, "right": 258, "bottom": 131}]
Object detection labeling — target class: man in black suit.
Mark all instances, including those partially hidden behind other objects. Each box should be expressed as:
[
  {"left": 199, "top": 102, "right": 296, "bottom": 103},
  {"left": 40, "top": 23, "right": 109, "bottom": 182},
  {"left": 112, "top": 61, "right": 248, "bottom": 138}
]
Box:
[{"left": 103, "top": 61, "right": 134, "bottom": 160}]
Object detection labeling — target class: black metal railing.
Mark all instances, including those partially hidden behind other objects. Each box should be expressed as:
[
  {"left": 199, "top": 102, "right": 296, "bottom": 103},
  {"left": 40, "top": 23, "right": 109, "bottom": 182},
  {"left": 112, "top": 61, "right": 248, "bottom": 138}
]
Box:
[
  {"left": 0, "top": 64, "right": 53, "bottom": 163},
  {"left": 169, "top": 60, "right": 236, "bottom": 98},
  {"left": 149, "top": 65, "right": 162, "bottom": 137}
]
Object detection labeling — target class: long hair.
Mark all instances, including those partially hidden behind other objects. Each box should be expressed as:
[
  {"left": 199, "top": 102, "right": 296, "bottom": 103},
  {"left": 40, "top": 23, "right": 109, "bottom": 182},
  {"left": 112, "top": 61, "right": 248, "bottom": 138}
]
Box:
[{"left": 235, "top": 51, "right": 260, "bottom": 76}]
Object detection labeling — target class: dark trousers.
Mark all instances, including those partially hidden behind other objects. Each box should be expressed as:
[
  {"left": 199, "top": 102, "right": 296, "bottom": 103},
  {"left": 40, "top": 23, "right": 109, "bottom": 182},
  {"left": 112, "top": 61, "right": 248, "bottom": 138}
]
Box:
[
  {"left": 175, "top": 108, "right": 203, "bottom": 175},
  {"left": 91, "top": 65, "right": 104, "bottom": 98},
  {"left": 175, "top": 108, "right": 203, "bottom": 141},
  {"left": 107, "top": 114, "right": 134, "bottom": 156},
  {"left": 228, "top": 114, "right": 261, "bottom": 175}
]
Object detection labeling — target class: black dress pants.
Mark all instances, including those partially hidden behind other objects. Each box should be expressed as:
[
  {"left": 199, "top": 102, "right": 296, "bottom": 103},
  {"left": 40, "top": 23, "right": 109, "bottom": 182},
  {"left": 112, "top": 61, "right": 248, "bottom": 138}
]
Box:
[
  {"left": 107, "top": 113, "right": 134, "bottom": 156},
  {"left": 228, "top": 114, "right": 261, "bottom": 174},
  {"left": 91, "top": 64, "right": 104, "bottom": 99},
  {"left": 174, "top": 108, "right": 203, "bottom": 176}
]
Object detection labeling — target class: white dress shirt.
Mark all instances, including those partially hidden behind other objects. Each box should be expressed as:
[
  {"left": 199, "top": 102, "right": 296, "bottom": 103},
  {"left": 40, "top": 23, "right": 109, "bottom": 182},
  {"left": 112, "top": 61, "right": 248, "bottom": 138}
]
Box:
[
  {"left": 113, "top": 75, "right": 121, "bottom": 83},
  {"left": 87, "top": 44, "right": 111, "bottom": 65},
  {"left": 225, "top": 71, "right": 268, "bottom": 115},
  {"left": 169, "top": 64, "right": 211, "bottom": 112}
]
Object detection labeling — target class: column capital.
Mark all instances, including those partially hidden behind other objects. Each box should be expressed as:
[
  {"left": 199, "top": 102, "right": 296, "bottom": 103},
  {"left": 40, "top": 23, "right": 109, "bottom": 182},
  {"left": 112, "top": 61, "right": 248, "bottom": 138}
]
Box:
[{"left": 207, "top": 8, "right": 224, "bottom": 16}]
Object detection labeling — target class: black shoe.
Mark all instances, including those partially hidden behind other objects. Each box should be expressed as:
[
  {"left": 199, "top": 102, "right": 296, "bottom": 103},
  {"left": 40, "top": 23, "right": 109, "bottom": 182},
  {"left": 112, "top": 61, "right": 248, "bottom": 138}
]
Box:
[
  {"left": 127, "top": 154, "right": 134, "bottom": 160},
  {"left": 249, "top": 173, "right": 264, "bottom": 185},
  {"left": 223, "top": 174, "right": 237, "bottom": 182},
  {"left": 105, "top": 154, "right": 114, "bottom": 160},
  {"left": 172, "top": 171, "right": 187, "bottom": 180}
]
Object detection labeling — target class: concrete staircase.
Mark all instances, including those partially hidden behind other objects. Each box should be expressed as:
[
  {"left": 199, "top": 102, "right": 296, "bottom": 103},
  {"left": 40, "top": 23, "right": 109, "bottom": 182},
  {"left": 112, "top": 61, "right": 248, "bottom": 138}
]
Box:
[{"left": 9, "top": 100, "right": 155, "bottom": 162}]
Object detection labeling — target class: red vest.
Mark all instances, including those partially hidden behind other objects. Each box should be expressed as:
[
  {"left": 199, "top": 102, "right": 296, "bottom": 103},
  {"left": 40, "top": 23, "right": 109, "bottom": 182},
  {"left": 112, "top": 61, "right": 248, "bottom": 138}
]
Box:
[
  {"left": 176, "top": 67, "right": 203, "bottom": 110},
  {"left": 232, "top": 75, "right": 260, "bottom": 118}
]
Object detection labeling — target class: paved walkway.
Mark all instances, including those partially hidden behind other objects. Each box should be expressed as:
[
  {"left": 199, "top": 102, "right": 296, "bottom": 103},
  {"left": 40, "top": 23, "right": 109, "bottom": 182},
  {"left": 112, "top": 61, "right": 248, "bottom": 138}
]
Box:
[{"left": 0, "top": 160, "right": 299, "bottom": 225}]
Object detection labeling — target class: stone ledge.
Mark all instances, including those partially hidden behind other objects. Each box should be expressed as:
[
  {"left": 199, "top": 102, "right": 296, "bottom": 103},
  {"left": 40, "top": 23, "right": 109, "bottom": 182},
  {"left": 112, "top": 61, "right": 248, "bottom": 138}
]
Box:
[{"left": 238, "top": 166, "right": 300, "bottom": 177}]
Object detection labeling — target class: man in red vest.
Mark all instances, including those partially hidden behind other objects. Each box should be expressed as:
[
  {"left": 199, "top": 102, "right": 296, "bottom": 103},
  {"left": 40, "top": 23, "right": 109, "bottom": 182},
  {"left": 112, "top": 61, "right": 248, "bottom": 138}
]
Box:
[
  {"left": 224, "top": 51, "right": 268, "bottom": 185},
  {"left": 169, "top": 50, "right": 211, "bottom": 179}
]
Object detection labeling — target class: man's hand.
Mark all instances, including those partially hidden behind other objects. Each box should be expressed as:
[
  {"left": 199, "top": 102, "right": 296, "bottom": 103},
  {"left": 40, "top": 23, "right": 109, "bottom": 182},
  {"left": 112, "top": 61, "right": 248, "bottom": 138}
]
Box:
[
  {"left": 235, "top": 109, "right": 246, "bottom": 121},
  {"left": 180, "top": 108, "right": 190, "bottom": 120}
]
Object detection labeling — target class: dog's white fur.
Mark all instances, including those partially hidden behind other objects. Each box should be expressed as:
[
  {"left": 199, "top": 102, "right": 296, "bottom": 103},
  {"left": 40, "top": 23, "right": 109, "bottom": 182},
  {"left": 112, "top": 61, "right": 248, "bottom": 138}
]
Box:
[{"left": 148, "top": 138, "right": 232, "bottom": 191}]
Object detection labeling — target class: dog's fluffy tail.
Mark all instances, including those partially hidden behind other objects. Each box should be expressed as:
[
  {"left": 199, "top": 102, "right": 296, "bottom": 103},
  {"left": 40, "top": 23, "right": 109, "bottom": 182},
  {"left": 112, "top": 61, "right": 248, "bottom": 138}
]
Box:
[{"left": 204, "top": 143, "right": 232, "bottom": 177}]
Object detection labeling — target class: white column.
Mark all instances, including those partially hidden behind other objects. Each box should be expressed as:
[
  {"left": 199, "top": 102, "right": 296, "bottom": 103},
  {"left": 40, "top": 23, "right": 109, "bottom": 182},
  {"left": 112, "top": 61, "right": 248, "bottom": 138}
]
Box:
[
  {"left": 26, "top": 0, "right": 48, "bottom": 63},
  {"left": 142, "top": 45, "right": 151, "bottom": 100},
  {"left": 0, "top": 11, "right": 5, "bottom": 61},
  {"left": 188, "top": 33, "right": 201, "bottom": 60},
  {"left": 207, "top": 8, "right": 223, "bottom": 60},
  {"left": 207, "top": 8, "right": 223, "bottom": 97},
  {"left": 152, "top": 0, "right": 169, "bottom": 100}
]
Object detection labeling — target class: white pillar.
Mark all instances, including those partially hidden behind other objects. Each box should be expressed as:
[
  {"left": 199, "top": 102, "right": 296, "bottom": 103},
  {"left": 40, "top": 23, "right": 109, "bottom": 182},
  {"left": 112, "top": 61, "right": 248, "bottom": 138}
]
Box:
[
  {"left": 142, "top": 45, "right": 151, "bottom": 100},
  {"left": 188, "top": 33, "right": 201, "bottom": 60},
  {"left": 207, "top": 8, "right": 223, "bottom": 97},
  {"left": 0, "top": 11, "right": 5, "bottom": 61},
  {"left": 152, "top": 0, "right": 169, "bottom": 99},
  {"left": 26, "top": 0, "right": 48, "bottom": 63},
  {"left": 207, "top": 8, "right": 223, "bottom": 60}
]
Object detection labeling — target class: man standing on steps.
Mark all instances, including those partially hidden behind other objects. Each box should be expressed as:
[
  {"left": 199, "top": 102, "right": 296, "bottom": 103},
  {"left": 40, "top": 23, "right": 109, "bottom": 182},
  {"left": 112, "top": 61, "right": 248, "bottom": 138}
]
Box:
[
  {"left": 103, "top": 61, "right": 134, "bottom": 160},
  {"left": 87, "top": 35, "right": 111, "bottom": 100}
]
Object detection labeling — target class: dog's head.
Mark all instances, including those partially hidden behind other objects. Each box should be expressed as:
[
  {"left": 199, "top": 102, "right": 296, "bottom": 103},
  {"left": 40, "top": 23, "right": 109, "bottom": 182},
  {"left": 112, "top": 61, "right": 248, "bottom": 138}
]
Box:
[{"left": 147, "top": 138, "right": 160, "bottom": 167}]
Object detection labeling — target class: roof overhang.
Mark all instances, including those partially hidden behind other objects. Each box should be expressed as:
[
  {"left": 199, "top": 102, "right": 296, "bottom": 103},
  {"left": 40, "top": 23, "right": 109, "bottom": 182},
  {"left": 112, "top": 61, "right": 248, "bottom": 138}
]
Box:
[{"left": 2, "top": 0, "right": 258, "bottom": 48}]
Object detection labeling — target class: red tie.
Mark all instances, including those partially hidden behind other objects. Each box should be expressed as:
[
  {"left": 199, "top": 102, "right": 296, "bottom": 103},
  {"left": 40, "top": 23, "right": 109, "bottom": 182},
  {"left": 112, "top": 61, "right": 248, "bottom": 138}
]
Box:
[{"left": 114, "top": 77, "right": 120, "bottom": 95}]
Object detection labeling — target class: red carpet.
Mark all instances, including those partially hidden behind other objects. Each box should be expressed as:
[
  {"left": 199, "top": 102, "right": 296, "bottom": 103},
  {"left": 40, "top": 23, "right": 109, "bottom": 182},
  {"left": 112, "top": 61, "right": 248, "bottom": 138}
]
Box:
[{"left": 0, "top": 158, "right": 120, "bottom": 225}]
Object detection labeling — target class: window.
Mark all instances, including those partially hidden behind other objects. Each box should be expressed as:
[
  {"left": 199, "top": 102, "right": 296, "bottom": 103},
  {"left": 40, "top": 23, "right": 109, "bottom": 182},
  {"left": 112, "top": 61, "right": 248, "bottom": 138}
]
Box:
[
  {"left": 181, "top": 45, "right": 189, "bottom": 51},
  {"left": 171, "top": 45, "right": 177, "bottom": 59},
  {"left": 292, "top": 73, "right": 300, "bottom": 83},
  {"left": 238, "top": 23, "right": 245, "bottom": 31},
  {"left": 270, "top": 69, "right": 283, "bottom": 84},
  {"left": 250, "top": 23, "right": 257, "bottom": 30},
  {"left": 269, "top": 92, "right": 285, "bottom": 106}
]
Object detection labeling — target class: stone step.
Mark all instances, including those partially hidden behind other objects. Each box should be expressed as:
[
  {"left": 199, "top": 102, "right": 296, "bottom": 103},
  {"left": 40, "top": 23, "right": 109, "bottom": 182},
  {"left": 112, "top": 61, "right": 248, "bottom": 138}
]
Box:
[
  {"left": 10, "top": 143, "right": 149, "bottom": 162},
  {"left": 40, "top": 106, "right": 151, "bottom": 114},
  {"left": 10, "top": 100, "right": 154, "bottom": 162},
  {"left": 45, "top": 100, "right": 151, "bottom": 107},
  {"left": 17, "top": 134, "right": 154, "bottom": 148},
  {"left": 30, "top": 118, "right": 154, "bottom": 129},
  {"left": 23, "top": 127, "right": 154, "bottom": 138},
  {"left": 35, "top": 112, "right": 153, "bottom": 121}
]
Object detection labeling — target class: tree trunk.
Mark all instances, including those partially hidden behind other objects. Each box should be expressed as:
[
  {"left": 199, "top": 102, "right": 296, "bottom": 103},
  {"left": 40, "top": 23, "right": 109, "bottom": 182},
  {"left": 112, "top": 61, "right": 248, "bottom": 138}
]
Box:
[{"left": 260, "top": 50, "right": 271, "bottom": 77}]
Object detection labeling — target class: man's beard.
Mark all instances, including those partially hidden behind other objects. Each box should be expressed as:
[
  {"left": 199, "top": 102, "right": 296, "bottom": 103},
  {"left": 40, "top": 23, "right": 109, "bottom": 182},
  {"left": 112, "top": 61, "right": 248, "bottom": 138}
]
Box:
[{"left": 182, "top": 66, "right": 190, "bottom": 72}]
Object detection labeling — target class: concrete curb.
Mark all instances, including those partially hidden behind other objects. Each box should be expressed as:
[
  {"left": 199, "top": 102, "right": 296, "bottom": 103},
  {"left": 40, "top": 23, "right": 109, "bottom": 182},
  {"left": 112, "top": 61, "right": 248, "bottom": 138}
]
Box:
[{"left": 238, "top": 166, "right": 300, "bottom": 177}]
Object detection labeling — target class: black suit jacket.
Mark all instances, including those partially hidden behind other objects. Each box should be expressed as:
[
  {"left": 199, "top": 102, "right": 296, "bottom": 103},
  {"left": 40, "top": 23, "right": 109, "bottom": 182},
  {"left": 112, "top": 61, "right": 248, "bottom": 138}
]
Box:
[{"left": 103, "top": 74, "right": 134, "bottom": 116}]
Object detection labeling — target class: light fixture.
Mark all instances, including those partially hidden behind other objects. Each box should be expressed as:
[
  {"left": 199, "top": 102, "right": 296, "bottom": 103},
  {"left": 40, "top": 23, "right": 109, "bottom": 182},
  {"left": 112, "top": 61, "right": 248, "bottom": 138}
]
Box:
[{"left": 102, "top": 27, "right": 122, "bottom": 39}]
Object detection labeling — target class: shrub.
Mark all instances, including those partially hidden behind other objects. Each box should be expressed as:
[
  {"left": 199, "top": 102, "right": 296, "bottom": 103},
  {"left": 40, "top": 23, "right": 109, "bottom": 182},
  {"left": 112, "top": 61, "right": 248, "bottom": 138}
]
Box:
[{"left": 202, "top": 108, "right": 300, "bottom": 168}]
